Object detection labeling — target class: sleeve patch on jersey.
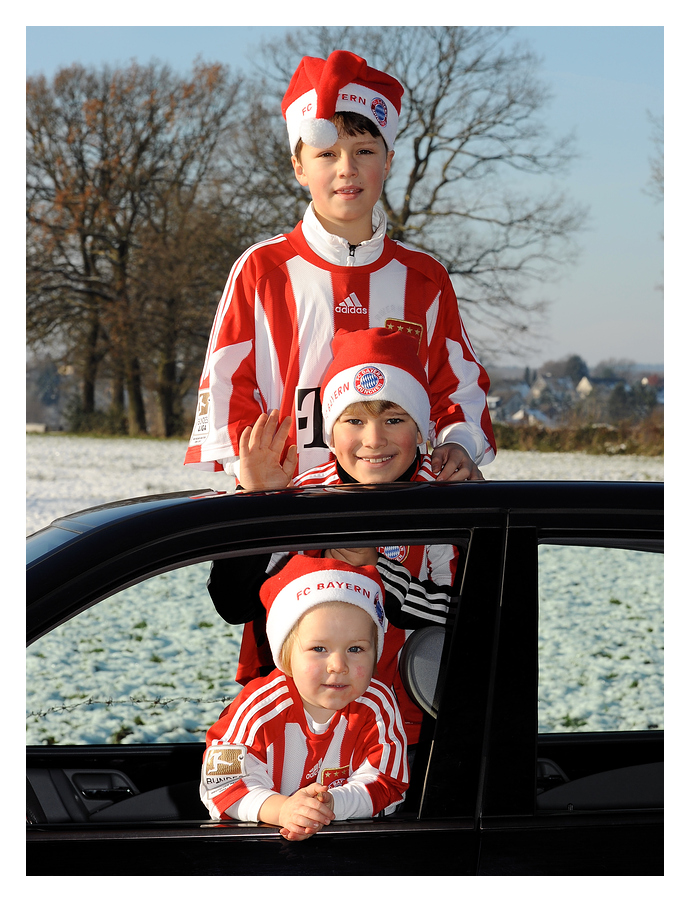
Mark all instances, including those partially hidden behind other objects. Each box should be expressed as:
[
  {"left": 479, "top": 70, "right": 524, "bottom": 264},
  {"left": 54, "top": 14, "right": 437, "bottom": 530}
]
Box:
[
  {"left": 189, "top": 390, "right": 211, "bottom": 445},
  {"left": 203, "top": 744, "right": 247, "bottom": 796}
]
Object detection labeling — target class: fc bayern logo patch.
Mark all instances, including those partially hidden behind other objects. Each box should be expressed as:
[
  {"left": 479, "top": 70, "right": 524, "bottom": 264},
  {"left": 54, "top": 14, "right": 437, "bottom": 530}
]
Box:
[
  {"left": 354, "top": 366, "right": 386, "bottom": 396},
  {"left": 371, "top": 97, "right": 388, "bottom": 128},
  {"left": 379, "top": 545, "right": 410, "bottom": 564}
]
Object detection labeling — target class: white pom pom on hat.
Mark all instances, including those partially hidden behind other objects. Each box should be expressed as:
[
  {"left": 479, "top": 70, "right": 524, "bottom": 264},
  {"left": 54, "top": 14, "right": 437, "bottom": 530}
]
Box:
[
  {"left": 282, "top": 50, "right": 404, "bottom": 154},
  {"left": 260, "top": 554, "right": 387, "bottom": 671},
  {"left": 298, "top": 118, "right": 339, "bottom": 150}
]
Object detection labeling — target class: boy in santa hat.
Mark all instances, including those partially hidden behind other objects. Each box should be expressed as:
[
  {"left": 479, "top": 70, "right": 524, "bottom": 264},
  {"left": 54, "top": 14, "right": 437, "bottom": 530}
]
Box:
[
  {"left": 210, "top": 327, "right": 461, "bottom": 745},
  {"left": 200, "top": 555, "right": 408, "bottom": 840},
  {"left": 184, "top": 49, "right": 495, "bottom": 487}
]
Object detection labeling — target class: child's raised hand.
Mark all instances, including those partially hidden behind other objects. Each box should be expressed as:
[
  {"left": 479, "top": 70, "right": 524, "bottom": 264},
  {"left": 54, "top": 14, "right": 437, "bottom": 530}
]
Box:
[
  {"left": 238, "top": 410, "right": 298, "bottom": 491},
  {"left": 431, "top": 442, "right": 485, "bottom": 482},
  {"left": 278, "top": 783, "right": 335, "bottom": 842}
]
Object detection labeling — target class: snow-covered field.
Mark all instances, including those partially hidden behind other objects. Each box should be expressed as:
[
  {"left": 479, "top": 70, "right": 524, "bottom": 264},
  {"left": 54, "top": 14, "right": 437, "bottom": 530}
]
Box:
[
  {"left": 25, "top": 434, "right": 664, "bottom": 536},
  {"left": 26, "top": 435, "right": 664, "bottom": 746}
]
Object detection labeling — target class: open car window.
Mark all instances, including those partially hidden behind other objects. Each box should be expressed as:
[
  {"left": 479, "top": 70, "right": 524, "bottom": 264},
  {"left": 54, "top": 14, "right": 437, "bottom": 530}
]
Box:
[
  {"left": 26, "top": 561, "right": 244, "bottom": 747},
  {"left": 26, "top": 538, "right": 462, "bottom": 829}
]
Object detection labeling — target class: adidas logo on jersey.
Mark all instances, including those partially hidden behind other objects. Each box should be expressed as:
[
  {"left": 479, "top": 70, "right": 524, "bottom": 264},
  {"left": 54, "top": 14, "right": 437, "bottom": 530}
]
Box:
[
  {"left": 335, "top": 292, "right": 367, "bottom": 315},
  {"left": 305, "top": 758, "right": 324, "bottom": 781}
]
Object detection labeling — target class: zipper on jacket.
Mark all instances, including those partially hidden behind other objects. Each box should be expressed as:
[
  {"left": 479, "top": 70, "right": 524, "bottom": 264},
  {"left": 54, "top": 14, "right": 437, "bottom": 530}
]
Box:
[{"left": 347, "top": 243, "right": 360, "bottom": 267}]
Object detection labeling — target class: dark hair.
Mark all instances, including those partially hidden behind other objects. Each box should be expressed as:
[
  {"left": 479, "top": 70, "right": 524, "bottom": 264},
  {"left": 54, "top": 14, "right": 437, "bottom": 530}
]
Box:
[{"left": 293, "top": 111, "right": 387, "bottom": 161}]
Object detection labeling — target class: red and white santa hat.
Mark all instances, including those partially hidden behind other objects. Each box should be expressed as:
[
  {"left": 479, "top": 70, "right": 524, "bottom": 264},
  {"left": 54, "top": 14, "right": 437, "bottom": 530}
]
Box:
[
  {"left": 281, "top": 50, "right": 404, "bottom": 154},
  {"left": 320, "top": 328, "right": 431, "bottom": 448},
  {"left": 260, "top": 554, "right": 386, "bottom": 671}
]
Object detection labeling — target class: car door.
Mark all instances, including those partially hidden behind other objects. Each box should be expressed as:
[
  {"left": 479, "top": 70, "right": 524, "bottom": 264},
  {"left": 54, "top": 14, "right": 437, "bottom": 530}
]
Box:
[
  {"left": 27, "top": 486, "right": 501, "bottom": 876},
  {"left": 475, "top": 506, "right": 663, "bottom": 875}
]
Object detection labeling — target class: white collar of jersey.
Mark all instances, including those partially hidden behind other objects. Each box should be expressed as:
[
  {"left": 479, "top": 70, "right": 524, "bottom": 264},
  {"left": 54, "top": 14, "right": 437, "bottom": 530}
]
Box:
[
  {"left": 304, "top": 708, "right": 336, "bottom": 732},
  {"left": 301, "top": 202, "right": 387, "bottom": 266}
]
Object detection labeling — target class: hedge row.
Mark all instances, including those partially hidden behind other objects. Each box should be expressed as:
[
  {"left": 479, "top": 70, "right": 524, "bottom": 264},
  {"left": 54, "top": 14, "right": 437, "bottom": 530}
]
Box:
[{"left": 492, "top": 420, "right": 664, "bottom": 456}]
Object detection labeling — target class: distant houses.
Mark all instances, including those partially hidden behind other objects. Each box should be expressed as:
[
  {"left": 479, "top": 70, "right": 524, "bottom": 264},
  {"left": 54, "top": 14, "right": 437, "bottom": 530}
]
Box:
[{"left": 486, "top": 367, "right": 663, "bottom": 426}]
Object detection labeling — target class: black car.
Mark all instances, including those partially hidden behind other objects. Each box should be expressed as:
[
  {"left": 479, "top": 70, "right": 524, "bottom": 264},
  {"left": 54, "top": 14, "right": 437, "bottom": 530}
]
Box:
[{"left": 26, "top": 480, "right": 663, "bottom": 875}]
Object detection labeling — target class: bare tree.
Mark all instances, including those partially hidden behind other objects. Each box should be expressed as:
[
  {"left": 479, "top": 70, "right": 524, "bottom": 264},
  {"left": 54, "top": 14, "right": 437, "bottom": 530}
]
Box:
[
  {"left": 27, "top": 60, "right": 243, "bottom": 434},
  {"left": 645, "top": 111, "right": 664, "bottom": 204},
  {"left": 541, "top": 354, "right": 589, "bottom": 383},
  {"left": 643, "top": 111, "right": 663, "bottom": 296},
  {"left": 132, "top": 194, "right": 252, "bottom": 436},
  {"left": 251, "top": 26, "right": 587, "bottom": 358}
]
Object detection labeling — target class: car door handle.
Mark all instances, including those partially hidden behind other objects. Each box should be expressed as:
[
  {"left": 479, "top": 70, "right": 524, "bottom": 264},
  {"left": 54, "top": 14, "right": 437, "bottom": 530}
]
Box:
[{"left": 70, "top": 770, "right": 139, "bottom": 804}]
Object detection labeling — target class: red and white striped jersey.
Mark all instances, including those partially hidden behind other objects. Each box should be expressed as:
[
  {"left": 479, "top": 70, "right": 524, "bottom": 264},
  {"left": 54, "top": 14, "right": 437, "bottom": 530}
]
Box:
[
  {"left": 185, "top": 205, "right": 495, "bottom": 478},
  {"left": 201, "top": 670, "right": 408, "bottom": 823},
  {"left": 292, "top": 453, "right": 458, "bottom": 745}
]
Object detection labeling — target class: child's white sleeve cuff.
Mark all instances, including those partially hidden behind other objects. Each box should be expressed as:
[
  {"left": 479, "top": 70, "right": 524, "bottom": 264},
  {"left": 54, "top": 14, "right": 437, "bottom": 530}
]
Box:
[
  {"left": 219, "top": 457, "right": 241, "bottom": 491},
  {"left": 329, "top": 782, "right": 374, "bottom": 821},
  {"left": 228, "top": 788, "right": 277, "bottom": 824},
  {"left": 435, "top": 424, "right": 495, "bottom": 465},
  {"left": 220, "top": 456, "right": 240, "bottom": 478}
]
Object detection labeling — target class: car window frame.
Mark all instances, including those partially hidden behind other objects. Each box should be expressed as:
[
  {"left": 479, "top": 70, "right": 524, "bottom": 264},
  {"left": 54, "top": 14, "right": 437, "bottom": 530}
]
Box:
[
  {"left": 480, "top": 519, "right": 663, "bottom": 828},
  {"left": 27, "top": 504, "right": 492, "bottom": 833}
]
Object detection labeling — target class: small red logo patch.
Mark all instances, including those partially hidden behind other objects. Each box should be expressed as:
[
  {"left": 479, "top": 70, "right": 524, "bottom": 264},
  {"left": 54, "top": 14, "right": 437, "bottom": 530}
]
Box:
[
  {"left": 384, "top": 318, "right": 424, "bottom": 352},
  {"left": 321, "top": 765, "right": 350, "bottom": 789},
  {"left": 354, "top": 366, "right": 386, "bottom": 396},
  {"left": 378, "top": 545, "right": 410, "bottom": 564},
  {"left": 371, "top": 97, "right": 388, "bottom": 128}
]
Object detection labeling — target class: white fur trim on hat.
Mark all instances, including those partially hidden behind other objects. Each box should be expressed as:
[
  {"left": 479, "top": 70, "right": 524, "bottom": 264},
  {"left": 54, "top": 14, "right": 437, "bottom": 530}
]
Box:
[
  {"left": 266, "top": 566, "right": 386, "bottom": 670},
  {"left": 284, "top": 81, "right": 400, "bottom": 154},
  {"left": 321, "top": 362, "right": 431, "bottom": 448}
]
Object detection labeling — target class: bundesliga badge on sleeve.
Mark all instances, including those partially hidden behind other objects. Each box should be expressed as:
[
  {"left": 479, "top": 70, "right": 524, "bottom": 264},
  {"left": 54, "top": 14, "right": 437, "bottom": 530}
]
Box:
[{"left": 203, "top": 744, "right": 247, "bottom": 798}]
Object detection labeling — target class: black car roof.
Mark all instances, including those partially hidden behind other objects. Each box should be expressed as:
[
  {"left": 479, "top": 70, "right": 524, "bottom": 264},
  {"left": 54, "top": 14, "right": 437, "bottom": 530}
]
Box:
[{"left": 27, "top": 480, "right": 663, "bottom": 644}]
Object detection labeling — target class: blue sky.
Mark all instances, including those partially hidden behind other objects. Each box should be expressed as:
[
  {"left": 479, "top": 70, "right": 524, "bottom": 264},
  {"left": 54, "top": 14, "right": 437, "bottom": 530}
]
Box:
[{"left": 25, "top": 24, "right": 665, "bottom": 371}]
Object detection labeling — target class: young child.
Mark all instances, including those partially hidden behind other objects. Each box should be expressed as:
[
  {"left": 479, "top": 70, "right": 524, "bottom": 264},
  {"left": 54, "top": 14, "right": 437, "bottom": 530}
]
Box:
[
  {"left": 184, "top": 48, "right": 495, "bottom": 487},
  {"left": 200, "top": 555, "right": 409, "bottom": 841},
  {"left": 209, "top": 327, "right": 462, "bottom": 744}
]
